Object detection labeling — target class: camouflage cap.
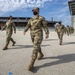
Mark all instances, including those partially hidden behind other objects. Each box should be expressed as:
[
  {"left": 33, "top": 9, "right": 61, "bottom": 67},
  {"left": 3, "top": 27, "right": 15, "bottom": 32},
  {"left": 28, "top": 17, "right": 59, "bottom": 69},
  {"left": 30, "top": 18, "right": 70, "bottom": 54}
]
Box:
[
  {"left": 32, "top": 7, "right": 39, "bottom": 12},
  {"left": 59, "top": 21, "right": 62, "bottom": 23},
  {"left": 8, "top": 15, "right": 12, "bottom": 19},
  {"left": 67, "top": 25, "right": 69, "bottom": 27},
  {"left": 8, "top": 15, "right": 12, "bottom": 18}
]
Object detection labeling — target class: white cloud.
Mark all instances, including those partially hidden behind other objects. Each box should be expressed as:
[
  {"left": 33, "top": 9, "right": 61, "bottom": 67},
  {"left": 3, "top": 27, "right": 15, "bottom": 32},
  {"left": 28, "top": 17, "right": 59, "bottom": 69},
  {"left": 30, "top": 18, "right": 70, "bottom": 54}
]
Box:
[
  {"left": 47, "top": 2, "right": 71, "bottom": 26},
  {"left": 57, "top": 6, "right": 71, "bottom": 26},
  {"left": 58, "top": 6, "right": 69, "bottom": 14},
  {"left": 0, "top": 0, "right": 71, "bottom": 26},
  {"left": 0, "top": 0, "right": 55, "bottom": 15}
]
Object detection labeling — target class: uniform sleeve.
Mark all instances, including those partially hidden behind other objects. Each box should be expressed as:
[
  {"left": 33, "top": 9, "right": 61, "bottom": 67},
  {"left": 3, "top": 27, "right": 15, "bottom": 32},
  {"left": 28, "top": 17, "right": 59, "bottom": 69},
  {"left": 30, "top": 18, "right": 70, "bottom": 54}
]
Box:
[
  {"left": 42, "top": 18, "right": 49, "bottom": 34},
  {"left": 55, "top": 25, "right": 58, "bottom": 31},
  {"left": 62, "top": 25, "right": 65, "bottom": 29},
  {"left": 12, "top": 22, "right": 16, "bottom": 32},
  {"left": 24, "top": 19, "right": 31, "bottom": 32}
]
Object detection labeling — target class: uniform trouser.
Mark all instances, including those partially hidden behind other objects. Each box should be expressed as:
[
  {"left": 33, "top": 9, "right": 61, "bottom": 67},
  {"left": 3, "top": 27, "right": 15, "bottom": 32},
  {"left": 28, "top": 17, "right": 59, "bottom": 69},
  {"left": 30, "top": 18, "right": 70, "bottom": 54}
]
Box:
[
  {"left": 64, "top": 30, "right": 66, "bottom": 34},
  {"left": 69, "top": 30, "right": 72, "bottom": 34},
  {"left": 57, "top": 32, "right": 63, "bottom": 44},
  {"left": 6, "top": 34, "right": 15, "bottom": 45},
  {"left": 70, "top": 30, "right": 74, "bottom": 34},
  {"left": 67, "top": 30, "right": 69, "bottom": 35},
  {"left": 31, "top": 32, "right": 43, "bottom": 60}
]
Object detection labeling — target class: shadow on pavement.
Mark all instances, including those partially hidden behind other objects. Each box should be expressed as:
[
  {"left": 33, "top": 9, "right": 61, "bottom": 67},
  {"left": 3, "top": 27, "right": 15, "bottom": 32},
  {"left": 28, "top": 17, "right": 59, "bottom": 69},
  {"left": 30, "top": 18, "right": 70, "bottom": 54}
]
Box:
[
  {"left": 32, "top": 53, "right": 75, "bottom": 73},
  {"left": 9, "top": 44, "right": 50, "bottom": 50},
  {"left": 63, "top": 42, "right": 75, "bottom": 45},
  {"left": 43, "top": 39, "right": 58, "bottom": 41}
]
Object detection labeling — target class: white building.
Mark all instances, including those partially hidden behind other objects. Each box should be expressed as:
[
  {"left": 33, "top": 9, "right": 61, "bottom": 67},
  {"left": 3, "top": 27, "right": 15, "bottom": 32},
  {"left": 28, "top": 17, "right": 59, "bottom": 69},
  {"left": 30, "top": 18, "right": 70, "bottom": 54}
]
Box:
[{"left": 68, "top": 0, "right": 75, "bottom": 29}]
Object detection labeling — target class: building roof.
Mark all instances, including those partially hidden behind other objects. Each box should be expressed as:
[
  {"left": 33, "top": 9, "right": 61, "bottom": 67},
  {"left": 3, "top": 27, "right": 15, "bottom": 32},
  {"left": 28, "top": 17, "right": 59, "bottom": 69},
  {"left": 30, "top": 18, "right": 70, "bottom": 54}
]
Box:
[
  {"left": 0, "top": 17, "right": 31, "bottom": 23},
  {"left": 68, "top": 0, "right": 75, "bottom": 15},
  {"left": 0, "top": 17, "right": 60, "bottom": 24}
]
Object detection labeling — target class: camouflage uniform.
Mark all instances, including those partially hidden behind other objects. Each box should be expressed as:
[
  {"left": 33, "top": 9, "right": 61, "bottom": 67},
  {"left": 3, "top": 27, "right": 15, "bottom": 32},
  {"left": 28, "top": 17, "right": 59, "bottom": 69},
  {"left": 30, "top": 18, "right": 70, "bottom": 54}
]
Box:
[
  {"left": 63, "top": 26, "right": 66, "bottom": 34},
  {"left": 55, "top": 23, "right": 65, "bottom": 45},
  {"left": 3, "top": 19, "right": 16, "bottom": 50},
  {"left": 72, "top": 27, "right": 74, "bottom": 34},
  {"left": 24, "top": 16, "right": 49, "bottom": 58},
  {"left": 24, "top": 8, "right": 49, "bottom": 71},
  {"left": 66, "top": 26, "right": 70, "bottom": 36},
  {"left": 70, "top": 27, "right": 74, "bottom": 34}
]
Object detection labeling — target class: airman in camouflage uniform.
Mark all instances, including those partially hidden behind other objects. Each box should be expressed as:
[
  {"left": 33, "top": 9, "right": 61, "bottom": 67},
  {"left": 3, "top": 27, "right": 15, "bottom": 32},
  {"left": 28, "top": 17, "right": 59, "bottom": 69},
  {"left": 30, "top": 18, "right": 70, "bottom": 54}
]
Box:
[
  {"left": 63, "top": 26, "right": 66, "bottom": 34},
  {"left": 72, "top": 27, "right": 74, "bottom": 34},
  {"left": 69, "top": 26, "right": 74, "bottom": 34},
  {"left": 23, "top": 7, "right": 49, "bottom": 71},
  {"left": 55, "top": 21, "right": 65, "bottom": 45},
  {"left": 2, "top": 16, "right": 16, "bottom": 50},
  {"left": 66, "top": 25, "right": 70, "bottom": 36}
]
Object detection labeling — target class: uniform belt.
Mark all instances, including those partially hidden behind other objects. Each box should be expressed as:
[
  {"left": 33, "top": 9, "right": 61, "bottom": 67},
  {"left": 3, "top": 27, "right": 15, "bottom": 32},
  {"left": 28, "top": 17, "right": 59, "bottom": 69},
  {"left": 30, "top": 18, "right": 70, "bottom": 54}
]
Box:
[{"left": 31, "top": 29, "right": 41, "bottom": 34}]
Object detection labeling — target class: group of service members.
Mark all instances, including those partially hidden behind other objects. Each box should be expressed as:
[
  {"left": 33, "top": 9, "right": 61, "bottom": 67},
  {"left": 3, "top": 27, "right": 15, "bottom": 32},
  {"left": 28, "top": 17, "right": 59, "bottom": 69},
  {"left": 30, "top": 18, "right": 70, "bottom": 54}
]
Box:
[
  {"left": 0, "top": 7, "right": 75, "bottom": 71},
  {"left": 55, "top": 21, "right": 74, "bottom": 45}
]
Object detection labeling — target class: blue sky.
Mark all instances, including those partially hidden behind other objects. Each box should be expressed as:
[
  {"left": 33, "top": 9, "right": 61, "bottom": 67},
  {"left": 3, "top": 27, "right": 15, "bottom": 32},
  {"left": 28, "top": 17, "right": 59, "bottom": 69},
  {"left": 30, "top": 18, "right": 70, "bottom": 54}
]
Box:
[{"left": 0, "top": 0, "right": 71, "bottom": 26}]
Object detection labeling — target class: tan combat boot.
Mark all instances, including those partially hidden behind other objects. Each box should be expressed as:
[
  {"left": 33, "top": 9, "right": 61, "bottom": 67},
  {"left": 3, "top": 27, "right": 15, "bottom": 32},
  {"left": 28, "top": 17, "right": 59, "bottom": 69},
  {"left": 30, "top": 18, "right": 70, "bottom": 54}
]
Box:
[
  {"left": 3, "top": 44, "right": 8, "bottom": 50},
  {"left": 59, "top": 40, "right": 62, "bottom": 45},
  {"left": 12, "top": 41, "right": 16, "bottom": 46},
  {"left": 59, "top": 43, "right": 62, "bottom": 45},
  {"left": 11, "top": 38, "right": 16, "bottom": 46},
  {"left": 28, "top": 59, "right": 35, "bottom": 71},
  {"left": 37, "top": 51, "right": 44, "bottom": 60}
]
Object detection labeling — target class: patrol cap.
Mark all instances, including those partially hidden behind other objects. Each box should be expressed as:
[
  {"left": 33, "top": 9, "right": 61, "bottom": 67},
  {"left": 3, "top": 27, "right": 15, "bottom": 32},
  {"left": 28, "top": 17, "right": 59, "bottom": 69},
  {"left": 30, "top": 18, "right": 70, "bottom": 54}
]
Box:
[
  {"left": 32, "top": 7, "right": 39, "bottom": 12},
  {"left": 8, "top": 15, "right": 12, "bottom": 19},
  {"left": 8, "top": 15, "right": 12, "bottom": 18},
  {"left": 59, "top": 21, "right": 62, "bottom": 23}
]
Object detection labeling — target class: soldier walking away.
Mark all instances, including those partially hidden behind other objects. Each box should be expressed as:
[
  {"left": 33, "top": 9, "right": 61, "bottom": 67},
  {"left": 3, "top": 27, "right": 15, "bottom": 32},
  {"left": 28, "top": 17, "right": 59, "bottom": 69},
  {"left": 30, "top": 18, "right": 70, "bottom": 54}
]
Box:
[
  {"left": 62, "top": 25, "right": 66, "bottom": 34},
  {"left": 66, "top": 25, "right": 70, "bottom": 36},
  {"left": 2, "top": 16, "right": 16, "bottom": 50},
  {"left": 23, "top": 7, "right": 49, "bottom": 71},
  {"left": 55, "top": 21, "right": 65, "bottom": 45},
  {"left": 69, "top": 26, "right": 74, "bottom": 34},
  {"left": 72, "top": 27, "right": 74, "bottom": 34}
]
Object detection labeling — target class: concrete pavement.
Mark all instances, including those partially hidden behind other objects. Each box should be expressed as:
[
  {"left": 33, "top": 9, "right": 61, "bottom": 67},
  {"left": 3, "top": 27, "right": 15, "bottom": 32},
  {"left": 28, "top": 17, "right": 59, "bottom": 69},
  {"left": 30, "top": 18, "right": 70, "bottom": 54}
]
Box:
[{"left": 0, "top": 30, "right": 75, "bottom": 75}]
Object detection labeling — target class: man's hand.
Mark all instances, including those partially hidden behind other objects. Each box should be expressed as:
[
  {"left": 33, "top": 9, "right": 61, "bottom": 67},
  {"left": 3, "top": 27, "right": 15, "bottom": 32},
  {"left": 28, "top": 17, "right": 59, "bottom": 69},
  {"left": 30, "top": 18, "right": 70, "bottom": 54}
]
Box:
[
  {"left": 23, "top": 32, "right": 26, "bottom": 35},
  {"left": 46, "top": 34, "right": 49, "bottom": 39}
]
